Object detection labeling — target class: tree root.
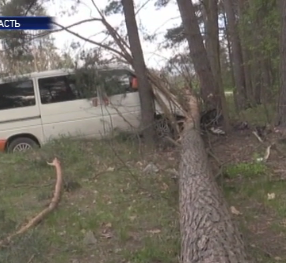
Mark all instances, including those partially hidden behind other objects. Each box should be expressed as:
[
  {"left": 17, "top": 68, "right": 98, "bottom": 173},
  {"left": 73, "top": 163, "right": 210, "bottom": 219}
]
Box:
[{"left": 0, "top": 158, "right": 63, "bottom": 247}]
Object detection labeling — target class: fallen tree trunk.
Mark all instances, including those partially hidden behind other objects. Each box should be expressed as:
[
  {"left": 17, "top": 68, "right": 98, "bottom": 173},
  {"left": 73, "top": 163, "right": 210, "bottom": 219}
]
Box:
[{"left": 179, "top": 93, "right": 251, "bottom": 263}]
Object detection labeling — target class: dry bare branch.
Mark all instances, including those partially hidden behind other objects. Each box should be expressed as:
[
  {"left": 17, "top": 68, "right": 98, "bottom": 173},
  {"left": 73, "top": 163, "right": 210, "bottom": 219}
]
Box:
[
  {"left": 91, "top": 1, "right": 132, "bottom": 63},
  {"left": 0, "top": 158, "right": 63, "bottom": 247},
  {"left": 27, "top": 18, "right": 102, "bottom": 42},
  {"left": 252, "top": 131, "right": 263, "bottom": 143},
  {"left": 52, "top": 21, "right": 129, "bottom": 61}
]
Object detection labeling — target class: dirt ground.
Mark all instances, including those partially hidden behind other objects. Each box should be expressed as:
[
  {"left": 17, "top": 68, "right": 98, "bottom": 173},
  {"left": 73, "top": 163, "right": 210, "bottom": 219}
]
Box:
[{"left": 208, "top": 130, "right": 286, "bottom": 262}]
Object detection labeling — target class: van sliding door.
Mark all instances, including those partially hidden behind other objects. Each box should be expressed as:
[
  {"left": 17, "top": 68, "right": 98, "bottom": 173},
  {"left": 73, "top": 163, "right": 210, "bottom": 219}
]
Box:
[{"left": 37, "top": 74, "right": 106, "bottom": 141}]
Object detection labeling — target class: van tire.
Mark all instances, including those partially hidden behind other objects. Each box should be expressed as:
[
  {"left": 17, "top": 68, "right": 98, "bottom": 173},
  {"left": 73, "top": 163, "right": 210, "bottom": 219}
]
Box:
[
  {"left": 154, "top": 117, "right": 172, "bottom": 138},
  {"left": 7, "top": 137, "right": 38, "bottom": 153},
  {"left": 154, "top": 115, "right": 185, "bottom": 139}
]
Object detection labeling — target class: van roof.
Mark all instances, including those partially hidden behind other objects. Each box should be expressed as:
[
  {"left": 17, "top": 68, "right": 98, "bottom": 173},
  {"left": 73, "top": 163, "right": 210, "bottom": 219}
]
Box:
[{"left": 0, "top": 64, "right": 134, "bottom": 83}]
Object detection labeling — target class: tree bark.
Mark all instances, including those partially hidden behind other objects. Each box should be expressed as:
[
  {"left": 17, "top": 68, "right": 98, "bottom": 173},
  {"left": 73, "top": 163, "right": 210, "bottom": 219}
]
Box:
[
  {"left": 179, "top": 93, "right": 251, "bottom": 263},
  {"left": 277, "top": 0, "right": 286, "bottom": 126},
  {"left": 121, "top": 0, "right": 155, "bottom": 144},
  {"left": 223, "top": 11, "right": 235, "bottom": 92},
  {"left": 223, "top": 0, "right": 247, "bottom": 110},
  {"left": 203, "top": 0, "right": 221, "bottom": 88},
  {"left": 252, "top": 58, "right": 262, "bottom": 105},
  {"left": 237, "top": 0, "right": 254, "bottom": 106},
  {"left": 203, "top": 0, "right": 230, "bottom": 131},
  {"left": 176, "top": 0, "right": 220, "bottom": 111}
]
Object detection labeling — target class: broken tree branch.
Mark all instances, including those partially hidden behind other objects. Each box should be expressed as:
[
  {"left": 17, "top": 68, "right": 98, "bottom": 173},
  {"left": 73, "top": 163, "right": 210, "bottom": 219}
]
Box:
[
  {"left": 252, "top": 131, "right": 263, "bottom": 143},
  {"left": 91, "top": 1, "right": 132, "bottom": 54},
  {"left": 28, "top": 18, "right": 102, "bottom": 41},
  {"left": 0, "top": 158, "right": 63, "bottom": 247},
  {"left": 53, "top": 21, "right": 130, "bottom": 62}
]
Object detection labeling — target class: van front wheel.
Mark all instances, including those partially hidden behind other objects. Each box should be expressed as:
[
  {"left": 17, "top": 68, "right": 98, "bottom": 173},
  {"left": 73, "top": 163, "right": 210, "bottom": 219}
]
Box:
[
  {"left": 154, "top": 117, "right": 172, "bottom": 138},
  {"left": 7, "top": 137, "right": 38, "bottom": 153}
]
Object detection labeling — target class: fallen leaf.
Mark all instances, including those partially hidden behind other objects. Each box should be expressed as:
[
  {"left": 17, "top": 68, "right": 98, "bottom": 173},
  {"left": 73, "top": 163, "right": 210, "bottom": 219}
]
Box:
[
  {"left": 101, "top": 223, "right": 113, "bottom": 239},
  {"left": 101, "top": 232, "right": 112, "bottom": 239},
  {"left": 230, "top": 206, "right": 242, "bottom": 215},
  {"left": 129, "top": 215, "right": 136, "bottom": 221},
  {"left": 59, "top": 231, "right": 66, "bottom": 236},
  {"left": 267, "top": 193, "right": 275, "bottom": 200},
  {"left": 136, "top": 161, "right": 143, "bottom": 166},
  {"left": 105, "top": 222, "right": 112, "bottom": 228},
  {"left": 161, "top": 182, "right": 169, "bottom": 190},
  {"left": 143, "top": 163, "right": 159, "bottom": 174},
  {"left": 147, "top": 229, "right": 161, "bottom": 234}
]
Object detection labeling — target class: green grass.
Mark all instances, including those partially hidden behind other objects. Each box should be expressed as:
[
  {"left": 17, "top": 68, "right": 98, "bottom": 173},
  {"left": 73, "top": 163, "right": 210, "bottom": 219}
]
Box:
[
  {"left": 225, "top": 94, "right": 276, "bottom": 125},
  {"left": 0, "top": 134, "right": 285, "bottom": 262},
  {"left": 222, "top": 161, "right": 286, "bottom": 261},
  {"left": 0, "top": 137, "right": 179, "bottom": 263}
]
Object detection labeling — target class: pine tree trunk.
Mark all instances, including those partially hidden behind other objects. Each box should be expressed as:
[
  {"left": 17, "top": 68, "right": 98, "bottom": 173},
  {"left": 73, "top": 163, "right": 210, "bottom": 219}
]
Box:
[
  {"left": 176, "top": 0, "right": 220, "bottom": 111},
  {"left": 203, "top": 0, "right": 230, "bottom": 131},
  {"left": 223, "top": 0, "right": 247, "bottom": 110},
  {"left": 237, "top": 0, "right": 254, "bottom": 106},
  {"left": 122, "top": 0, "right": 155, "bottom": 144},
  {"left": 277, "top": 0, "right": 286, "bottom": 126},
  {"left": 179, "top": 94, "right": 251, "bottom": 263}
]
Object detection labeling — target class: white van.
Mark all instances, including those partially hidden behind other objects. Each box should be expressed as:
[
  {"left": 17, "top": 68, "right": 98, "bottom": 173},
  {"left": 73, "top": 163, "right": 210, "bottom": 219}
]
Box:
[{"left": 0, "top": 65, "right": 185, "bottom": 152}]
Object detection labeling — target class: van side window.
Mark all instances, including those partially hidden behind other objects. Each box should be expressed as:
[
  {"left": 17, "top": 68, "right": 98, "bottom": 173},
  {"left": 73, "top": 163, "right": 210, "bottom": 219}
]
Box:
[
  {"left": 0, "top": 79, "right": 35, "bottom": 110},
  {"left": 38, "top": 76, "right": 82, "bottom": 104},
  {"left": 68, "top": 73, "right": 97, "bottom": 99},
  {"left": 101, "top": 70, "right": 137, "bottom": 97}
]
